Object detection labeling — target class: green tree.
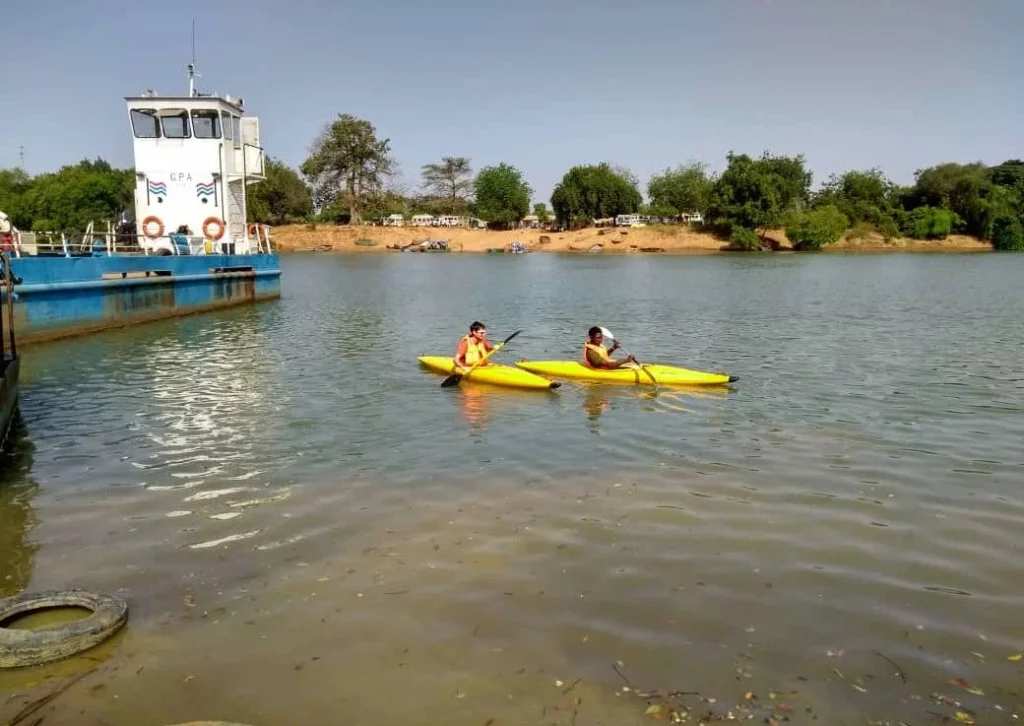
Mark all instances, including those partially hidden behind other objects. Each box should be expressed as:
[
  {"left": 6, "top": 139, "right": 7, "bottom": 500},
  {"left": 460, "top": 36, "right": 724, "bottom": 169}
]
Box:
[
  {"left": 813, "top": 168, "right": 900, "bottom": 232},
  {"left": 651, "top": 162, "right": 716, "bottom": 219},
  {"left": 991, "top": 215, "right": 1024, "bottom": 251},
  {"left": 533, "top": 202, "right": 550, "bottom": 223},
  {"left": 784, "top": 204, "right": 849, "bottom": 251},
  {"left": 300, "top": 114, "right": 395, "bottom": 224},
  {"left": 550, "top": 162, "right": 642, "bottom": 227},
  {"left": 729, "top": 227, "right": 762, "bottom": 251},
  {"left": 473, "top": 163, "right": 531, "bottom": 229},
  {"left": 361, "top": 190, "right": 409, "bottom": 221},
  {"left": 21, "top": 159, "right": 134, "bottom": 232},
  {"left": 707, "top": 152, "right": 811, "bottom": 238},
  {"left": 990, "top": 159, "right": 1024, "bottom": 198},
  {"left": 647, "top": 161, "right": 714, "bottom": 216},
  {"left": 902, "top": 206, "right": 958, "bottom": 239},
  {"left": 420, "top": 156, "right": 474, "bottom": 214},
  {"left": 904, "top": 162, "right": 999, "bottom": 238},
  {"left": 246, "top": 158, "right": 313, "bottom": 225},
  {"left": 0, "top": 167, "right": 32, "bottom": 229}
]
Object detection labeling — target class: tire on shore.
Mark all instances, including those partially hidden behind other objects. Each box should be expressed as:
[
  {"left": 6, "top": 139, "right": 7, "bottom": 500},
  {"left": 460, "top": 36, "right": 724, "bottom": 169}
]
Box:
[{"left": 0, "top": 589, "right": 128, "bottom": 668}]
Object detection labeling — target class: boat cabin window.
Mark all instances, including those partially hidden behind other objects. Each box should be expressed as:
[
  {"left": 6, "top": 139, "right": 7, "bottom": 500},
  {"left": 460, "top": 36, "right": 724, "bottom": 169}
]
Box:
[
  {"left": 191, "top": 109, "right": 221, "bottom": 139},
  {"left": 231, "top": 115, "right": 241, "bottom": 148},
  {"left": 130, "top": 109, "right": 161, "bottom": 138},
  {"left": 160, "top": 109, "right": 191, "bottom": 139},
  {"left": 222, "top": 112, "right": 233, "bottom": 141}
]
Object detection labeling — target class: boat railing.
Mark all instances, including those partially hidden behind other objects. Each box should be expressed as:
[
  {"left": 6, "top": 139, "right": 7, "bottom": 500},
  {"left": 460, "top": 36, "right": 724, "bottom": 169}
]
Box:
[{"left": 5, "top": 223, "right": 275, "bottom": 258}]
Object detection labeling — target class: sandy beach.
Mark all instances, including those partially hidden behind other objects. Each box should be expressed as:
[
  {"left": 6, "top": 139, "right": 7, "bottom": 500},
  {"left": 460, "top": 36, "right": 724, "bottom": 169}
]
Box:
[{"left": 270, "top": 224, "right": 993, "bottom": 254}]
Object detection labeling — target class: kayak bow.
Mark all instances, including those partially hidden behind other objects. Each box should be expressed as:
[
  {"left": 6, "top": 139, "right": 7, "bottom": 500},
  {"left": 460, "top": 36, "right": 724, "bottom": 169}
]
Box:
[{"left": 514, "top": 360, "right": 736, "bottom": 386}]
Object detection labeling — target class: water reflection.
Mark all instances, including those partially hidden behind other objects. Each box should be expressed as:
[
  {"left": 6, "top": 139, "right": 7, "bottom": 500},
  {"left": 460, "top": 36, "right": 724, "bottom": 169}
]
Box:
[
  {"left": 0, "top": 413, "right": 38, "bottom": 597},
  {"left": 582, "top": 385, "right": 610, "bottom": 423},
  {"left": 457, "top": 384, "right": 491, "bottom": 433}
]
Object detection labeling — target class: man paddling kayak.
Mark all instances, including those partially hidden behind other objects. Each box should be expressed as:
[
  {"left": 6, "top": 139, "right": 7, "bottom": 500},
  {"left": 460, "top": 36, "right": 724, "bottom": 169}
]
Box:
[
  {"left": 454, "top": 321, "right": 496, "bottom": 371},
  {"left": 583, "top": 326, "right": 636, "bottom": 369}
]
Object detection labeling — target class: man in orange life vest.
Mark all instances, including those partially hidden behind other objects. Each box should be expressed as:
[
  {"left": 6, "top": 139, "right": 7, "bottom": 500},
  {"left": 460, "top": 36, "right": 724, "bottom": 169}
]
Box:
[
  {"left": 583, "top": 326, "right": 636, "bottom": 369},
  {"left": 454, "top": 321, "right": 496, "bottom": 371}
]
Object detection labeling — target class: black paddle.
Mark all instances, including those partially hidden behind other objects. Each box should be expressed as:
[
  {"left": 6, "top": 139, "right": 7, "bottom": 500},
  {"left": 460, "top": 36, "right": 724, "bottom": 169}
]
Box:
[{"left": 441, "top": 329, "right": 522, "bottom": 387}]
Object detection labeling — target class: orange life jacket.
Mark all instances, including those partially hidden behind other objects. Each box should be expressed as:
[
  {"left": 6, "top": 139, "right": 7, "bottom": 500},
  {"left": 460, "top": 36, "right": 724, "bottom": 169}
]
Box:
[
  {"left": 582, "top": 342, "right": 611, "bottom": 369},
  {"left": 458, "top": 335, "right": 490, "bottom": 366}
]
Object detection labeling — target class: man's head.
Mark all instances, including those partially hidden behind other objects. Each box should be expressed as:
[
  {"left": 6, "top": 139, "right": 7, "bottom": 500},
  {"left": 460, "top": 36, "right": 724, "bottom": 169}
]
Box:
[
  {"left": 588, "top": 326, "right": 603, "bottom": 343},
  {"left": 470, "top": 321, "right": 487, "bottom": 340}
]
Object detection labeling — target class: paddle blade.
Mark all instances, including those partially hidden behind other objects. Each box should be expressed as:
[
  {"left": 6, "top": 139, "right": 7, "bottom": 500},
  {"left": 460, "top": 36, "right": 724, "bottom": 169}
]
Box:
[
  {"left": 599, "top": 326, "right": 616, "bottom": 342},
  {"left": 440, "top": 373, "right": 462, "bottom": 387}
]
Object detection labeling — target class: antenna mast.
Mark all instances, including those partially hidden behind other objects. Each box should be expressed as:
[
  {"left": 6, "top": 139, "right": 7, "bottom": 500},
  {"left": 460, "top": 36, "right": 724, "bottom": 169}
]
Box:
[{"left": 187, "top": 19, "right": 198, "bottom": 97}]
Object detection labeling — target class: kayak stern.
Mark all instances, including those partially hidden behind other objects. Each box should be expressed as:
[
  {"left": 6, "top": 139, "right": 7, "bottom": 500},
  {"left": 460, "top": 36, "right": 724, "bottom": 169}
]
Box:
[{"left": 418, "top": 356, "right": 560, "bottom": 390}]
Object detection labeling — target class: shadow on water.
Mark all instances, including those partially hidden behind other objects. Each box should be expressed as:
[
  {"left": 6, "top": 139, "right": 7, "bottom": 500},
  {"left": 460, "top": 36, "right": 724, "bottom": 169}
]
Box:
[{"left": 0, "top": 412, "right": 39, "bottom": 598}]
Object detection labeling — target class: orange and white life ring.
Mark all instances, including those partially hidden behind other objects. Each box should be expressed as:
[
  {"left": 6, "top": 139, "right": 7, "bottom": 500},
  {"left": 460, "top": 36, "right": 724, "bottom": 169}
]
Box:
[
  {"left": 141, "top": 216, "right": 164, "bottom": 239},
  {"left": 202, "top": 217, "right": 225, "bottom": 240}
]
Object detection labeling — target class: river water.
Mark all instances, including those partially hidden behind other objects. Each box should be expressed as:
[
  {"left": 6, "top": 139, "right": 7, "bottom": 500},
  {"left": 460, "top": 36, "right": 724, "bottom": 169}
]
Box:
[{"left": 1, "top": 252, "right": 1022, "bottom": 725}]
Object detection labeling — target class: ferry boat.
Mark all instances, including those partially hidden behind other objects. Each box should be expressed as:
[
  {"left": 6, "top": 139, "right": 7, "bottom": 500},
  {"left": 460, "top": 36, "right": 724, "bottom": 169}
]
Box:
[{"left": 0, "top": 61, "right": 281, "bottom": 346}]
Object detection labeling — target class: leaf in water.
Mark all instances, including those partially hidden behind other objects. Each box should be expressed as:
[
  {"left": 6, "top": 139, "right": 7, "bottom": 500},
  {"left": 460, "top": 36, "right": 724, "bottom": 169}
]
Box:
[
  {"left": 1008, "top": 653, "right": 1022, "bottom": 662},
  {"left": 645, "top": 704, "right": 665, "bottom": 720},
  {"left": 964, "top": 686, "right": 984, "bottom": 696},
  {"left": 953, "top": 711, "right": 976, "bottom": 724}
]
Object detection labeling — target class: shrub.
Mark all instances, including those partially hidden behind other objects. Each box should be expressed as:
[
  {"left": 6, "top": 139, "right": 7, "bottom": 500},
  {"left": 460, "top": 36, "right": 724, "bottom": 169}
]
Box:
[
  {"left": 992, "top": 215, "right": 1024, "bottom": 251},
  {"left": 729, "top": 227, "right": 761, "bottom": 250}
]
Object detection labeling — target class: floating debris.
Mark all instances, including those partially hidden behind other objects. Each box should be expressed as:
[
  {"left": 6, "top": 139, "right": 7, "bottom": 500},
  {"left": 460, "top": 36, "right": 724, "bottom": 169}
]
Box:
[{"left": 188, "top": 530, "right": 262, "bottom": 549}]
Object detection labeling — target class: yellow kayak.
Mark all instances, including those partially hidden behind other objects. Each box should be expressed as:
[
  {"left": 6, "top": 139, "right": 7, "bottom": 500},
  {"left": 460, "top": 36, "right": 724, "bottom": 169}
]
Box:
[
  {"left": 514, "top": 360, "right": 736, "bottom": 386},
  {"left": 418, "top": 356, "right": 561, "bottom": 390}
]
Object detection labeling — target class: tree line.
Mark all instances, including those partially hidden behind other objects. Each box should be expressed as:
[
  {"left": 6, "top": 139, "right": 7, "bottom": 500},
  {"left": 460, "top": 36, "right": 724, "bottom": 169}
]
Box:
[{"left": 2, "top": 110, "right": 1023, "bottom": 251}]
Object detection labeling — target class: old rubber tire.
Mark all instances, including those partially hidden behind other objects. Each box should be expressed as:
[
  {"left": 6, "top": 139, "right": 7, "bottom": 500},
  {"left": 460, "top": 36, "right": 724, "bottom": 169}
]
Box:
[{"left": 0, "top": 590, "right": 128, "bottom": 668}]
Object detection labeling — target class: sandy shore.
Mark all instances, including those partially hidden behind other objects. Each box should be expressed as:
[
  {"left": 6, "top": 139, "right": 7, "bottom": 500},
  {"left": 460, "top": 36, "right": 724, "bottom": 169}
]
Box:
[{"left": 270, "top": 223, "right": 993, "bottom": 254}]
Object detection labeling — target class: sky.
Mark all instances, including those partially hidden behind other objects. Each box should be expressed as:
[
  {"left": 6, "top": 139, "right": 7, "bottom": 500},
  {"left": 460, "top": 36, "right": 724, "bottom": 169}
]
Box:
[{"left": 1, "top": 0, "right": 1021, "bottom": 203}]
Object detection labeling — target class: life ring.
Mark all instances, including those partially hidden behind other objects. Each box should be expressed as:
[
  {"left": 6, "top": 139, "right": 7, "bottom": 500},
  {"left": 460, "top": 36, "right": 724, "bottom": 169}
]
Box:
[
  {"left": 0, "top": 589, "right": 129, "bottom": 668},
  {"left": 202, "top": 217, "right": 225, "bottom": 240},
  {"left": 142, "top": 216, "right": 164, "bottom": 239}
]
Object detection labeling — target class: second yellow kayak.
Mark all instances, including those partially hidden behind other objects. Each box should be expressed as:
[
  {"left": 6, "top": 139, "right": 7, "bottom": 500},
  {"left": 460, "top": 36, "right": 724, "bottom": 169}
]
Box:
[
  {"left": 418, "top": 356, "right": 561, "bottom": 390},
  {"left": 514, "top": 360, "right": 736, "bottom": 386}
]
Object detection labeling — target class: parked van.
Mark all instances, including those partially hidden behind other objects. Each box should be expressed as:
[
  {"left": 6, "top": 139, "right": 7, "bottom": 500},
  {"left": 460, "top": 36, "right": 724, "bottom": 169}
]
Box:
[
  {"left": 411, "top": 214, "right": 435, "bottom": 227},
  {"left": 615, "top": 214, "right": 641, "bottom": 227}
]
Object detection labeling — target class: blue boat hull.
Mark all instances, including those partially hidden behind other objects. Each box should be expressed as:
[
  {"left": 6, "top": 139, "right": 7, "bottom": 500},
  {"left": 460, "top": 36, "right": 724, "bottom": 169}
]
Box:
[{"left": 5, "top": 254, "right": 281, "bottom": 345}]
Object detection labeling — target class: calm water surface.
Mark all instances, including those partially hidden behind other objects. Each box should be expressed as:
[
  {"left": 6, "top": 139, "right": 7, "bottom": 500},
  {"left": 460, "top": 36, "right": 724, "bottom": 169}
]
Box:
[{"left": 1, "top": 252, "right": 1023, "bottom": 725}]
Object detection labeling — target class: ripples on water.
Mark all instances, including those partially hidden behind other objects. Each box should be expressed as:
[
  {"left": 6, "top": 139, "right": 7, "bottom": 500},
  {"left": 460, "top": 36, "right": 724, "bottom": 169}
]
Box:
[{"left": 1, "top": 253, "right": 1023, "bottom": 725}]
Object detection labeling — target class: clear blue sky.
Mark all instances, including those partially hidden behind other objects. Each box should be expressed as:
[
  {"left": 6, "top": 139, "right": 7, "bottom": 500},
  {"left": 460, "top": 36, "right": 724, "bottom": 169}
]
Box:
[{"left": 2, "top": 0, "right": 1021, "bottom": 203}]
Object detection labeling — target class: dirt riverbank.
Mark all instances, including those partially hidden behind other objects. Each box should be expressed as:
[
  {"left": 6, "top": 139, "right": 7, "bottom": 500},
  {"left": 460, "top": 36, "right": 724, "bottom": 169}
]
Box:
[{"left": 270, "top": 224, "right": 993, "bottom": 254}]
